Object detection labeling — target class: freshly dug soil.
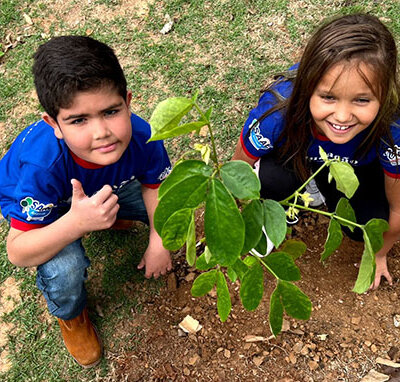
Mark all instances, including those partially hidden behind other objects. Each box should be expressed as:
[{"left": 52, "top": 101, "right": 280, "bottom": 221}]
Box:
[{"left": 112, "top": 212, "right": 400, "bottom": 381}]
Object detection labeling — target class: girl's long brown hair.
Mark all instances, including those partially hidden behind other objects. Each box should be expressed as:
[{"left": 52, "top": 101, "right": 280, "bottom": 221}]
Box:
[{"left": 260, "top": 13, "right": 400, "bottom": 180}]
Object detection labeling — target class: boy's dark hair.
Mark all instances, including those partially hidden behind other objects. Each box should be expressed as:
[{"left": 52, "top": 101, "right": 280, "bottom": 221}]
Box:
[{"left": 33, "top": 36, "right": 127, "bottom": 120}]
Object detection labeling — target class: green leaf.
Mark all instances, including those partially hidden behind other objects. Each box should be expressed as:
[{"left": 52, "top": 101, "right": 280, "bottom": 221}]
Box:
[
  {"left": 263, "top": 199, "right": 287, "bottom": 248},
  {"left": 161, "top": 208, "right": 193, "bottom": 250},
  {"left": 352, "top": 233, "right": 375, "bottom": 293},
  {"left": 216, "top": 271, "right": 231, "bottom": 322},
  {"left": 364, "top": 218, "right": 389, "bottom": 253},
  {"left": 279, "top": 239, "right": 307, "bottom": 260},
  {"left": 231, "top": 258, "right": 249, "bottom": 280},
  {"left": 241, "top": 200, "right": 264, "bottom": 255},
  {"left": 263, "top": 252, "right": 301, "bottom": 281},
  {"left": 240, "top": 261, "right": 264, "bottom": 311},
  {"left": 205, "top": 179, "right": 245, "bottom": 265},
  {"left": 329, "top": 161, "right": 359, "bottom": 198},
  {"left": 319, "top": 146, "right": 329, "bottom": 162},
  {"left": 253, "top": 231, "right": 268, "bottom": 255},
  {"left": 186, "top": 212, "right": 196, "bottom": 266},
  {"left": 277, "top": 280, "right": 312, "bottom": 320},
  {"left": 335, "top": 198, "right": 356, "bottom": 232},
  {"left": 269, "top": 287, "right": 284, "bottom": 337},
  {"left": 220, "top": 161, "right": 261, "bottom": 200},
  {"left": 149, "top": 97, "right": 195, "bottom": 141},
  {"left": 227, "top": 267, "right": 238, "bottom": 282},
  {"left": 191, "top": 270, "right": 217, "bottom": 297},
  {"left": 154, "top": 175, "right": 209, "bottom": 234},
  {"left": 352, "top": 219, "right": 389, "bottom": 294},
  {"left": 243, "top": 256, "right": 258, "bottom": 267},
  {"left": 158, "top": 160, "right": 213, "bottom": 199},
  {"left": 321, "top": 218, "right": 343, "bottom": 262},
  {"left": 196, "top": 247, "right": 219, "bottom": 270}
]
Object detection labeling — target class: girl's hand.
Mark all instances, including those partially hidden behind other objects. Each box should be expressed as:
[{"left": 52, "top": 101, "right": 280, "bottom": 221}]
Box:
[{"left": 370, "top": 253, "right": 393, "bottom": 290}]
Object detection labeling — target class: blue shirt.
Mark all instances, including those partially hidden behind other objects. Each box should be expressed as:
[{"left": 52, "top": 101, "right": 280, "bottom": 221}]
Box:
[
  {"left": 240, "top": 76, "right": 400, "bottom": 177},
  {"left": 0, "top": 113, "right": 171, "bottom": 230}
]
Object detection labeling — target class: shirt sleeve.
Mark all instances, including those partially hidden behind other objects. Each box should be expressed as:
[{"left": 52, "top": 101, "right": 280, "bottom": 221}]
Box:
[
  {"left": 379, "top": 124, "right": 400, "bottom": 178},
  {"left": 138, "top": 140, "right": 171, "bottom": 187},
  {"left": 240, "top": 92, "right": 286, "bottom": 159},
  {"left": 8, "top": 163, "right": 62, "bottom": 230}
]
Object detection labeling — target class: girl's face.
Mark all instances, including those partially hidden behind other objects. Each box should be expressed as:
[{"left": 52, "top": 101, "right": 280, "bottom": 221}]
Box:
[{"left": 309, "top": 61, "right": 380, "bottom": 144}]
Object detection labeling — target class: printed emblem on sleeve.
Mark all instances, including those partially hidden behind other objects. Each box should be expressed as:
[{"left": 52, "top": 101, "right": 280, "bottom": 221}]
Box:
[
  {"left": 383, "top": 145, "right": 400, "bottom": 166},
  {"left": 248, "top": 119, "right": 273, "bottom": 151},
  {"left": 20, "top": 197, "right": 54, "bottom": 221},
  {"left": 158, "top": 166, "right": 172, "bottom": 181}
]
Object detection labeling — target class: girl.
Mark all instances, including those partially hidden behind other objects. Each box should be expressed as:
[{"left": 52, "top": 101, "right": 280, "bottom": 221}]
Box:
[{"left": 233, "top": 13, "right": 400, "bottom": 290}]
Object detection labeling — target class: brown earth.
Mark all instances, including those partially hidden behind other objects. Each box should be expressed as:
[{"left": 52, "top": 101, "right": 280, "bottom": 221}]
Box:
[{"left": 107, "top": 212, "right": 400, "bottom": 381}]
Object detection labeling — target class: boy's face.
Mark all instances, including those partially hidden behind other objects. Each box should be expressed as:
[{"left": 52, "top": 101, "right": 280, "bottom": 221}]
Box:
[{"left": 43, "top": 87, "right": 132, "bottom": 166}]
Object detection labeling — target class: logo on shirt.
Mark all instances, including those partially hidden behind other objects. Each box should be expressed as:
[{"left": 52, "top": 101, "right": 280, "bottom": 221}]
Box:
[
  {"left": 20, "top": 197, "right": 54, "bottom": 221},
  {"left": 158, "top": 166, "right": 172, "bottom": 181},
  {"left": 248, "top": 119, "right": 273, "bottom": 151},
  {"left": 383, "top": 145, "right": 400, "bottom": 166}
]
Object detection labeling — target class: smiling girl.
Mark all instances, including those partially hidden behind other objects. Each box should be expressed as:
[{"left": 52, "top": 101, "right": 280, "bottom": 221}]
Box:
[{"left": 233, "top": 13, "right": 400, "bottom": 289}]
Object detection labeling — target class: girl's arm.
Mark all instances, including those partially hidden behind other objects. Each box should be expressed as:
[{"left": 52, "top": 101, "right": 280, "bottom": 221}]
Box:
[
  {"left": 232, "top": 139, "right": 258, "bottom": 166},
  {"left": 371, "top": 174, "right": 400, "bottom": 289}
]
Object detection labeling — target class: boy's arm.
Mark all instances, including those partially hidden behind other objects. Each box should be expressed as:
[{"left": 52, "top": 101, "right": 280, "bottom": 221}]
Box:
[
  {"left": 6, "top": 179, "right": 119, "bottom": 267},
  {"left": 370, "top": 175, "right": 400, "bottom": 289},
  {"left": 137, "top": 185, "right": 171, "bottom": 279}
]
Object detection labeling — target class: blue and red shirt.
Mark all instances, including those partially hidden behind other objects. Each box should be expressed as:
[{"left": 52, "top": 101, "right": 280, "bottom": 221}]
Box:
[
  {"left": 0, "top": 113, "right": 171, "bottom": 231},
  {"left": 240, "top": 76, "right": 400, "bottom": 178}
]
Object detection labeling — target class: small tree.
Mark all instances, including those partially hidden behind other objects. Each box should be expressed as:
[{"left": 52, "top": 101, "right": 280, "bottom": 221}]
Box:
[{"left": 148, "top": 92, "right": 388, "bottom": 336}]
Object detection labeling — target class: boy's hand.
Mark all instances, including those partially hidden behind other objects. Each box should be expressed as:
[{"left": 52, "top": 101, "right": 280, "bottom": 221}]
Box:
[
  {"left": 70, "top": 179, "right": 119, "bottom": 234},
  {"left": 370, "top": 253, "right": 393, "bottom": 290},
  {"left": 137, "top": 246, "right": 171, "bottom": 279}
]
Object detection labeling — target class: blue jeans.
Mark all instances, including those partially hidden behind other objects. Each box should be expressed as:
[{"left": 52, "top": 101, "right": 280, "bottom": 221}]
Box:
[{"left": 36, "top": 179, "right": 148, "bottom": 320}]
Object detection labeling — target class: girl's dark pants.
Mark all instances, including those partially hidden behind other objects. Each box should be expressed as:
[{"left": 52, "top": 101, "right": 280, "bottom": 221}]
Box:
[{"left": 258, "top": 152, "right": 389, "bottom": 241}]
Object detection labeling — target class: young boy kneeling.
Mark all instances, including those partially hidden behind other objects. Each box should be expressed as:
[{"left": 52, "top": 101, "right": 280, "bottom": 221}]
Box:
[{"left": 0, "top": 36, "right": 172, "bottom": 368}]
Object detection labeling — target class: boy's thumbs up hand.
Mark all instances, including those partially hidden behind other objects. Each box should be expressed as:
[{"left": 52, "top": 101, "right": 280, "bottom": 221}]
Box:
[
  {"left": 71, "top": 179, "right": 87, "bottom": 200},
  {"left": 69, "top": 178, "right": 120, "bottom": 234}
]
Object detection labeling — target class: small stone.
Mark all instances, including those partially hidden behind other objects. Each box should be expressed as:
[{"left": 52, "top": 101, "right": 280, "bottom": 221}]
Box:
[
  {"left": 300, "top": 345, "right": 309, "bottom": 356},
  {"left": 253, "top": 356, "right": 265, "bottom": 366},
  {"left": 187, "top": 354, "right": 200, "bottom": 365},
  {"left": 352, "top": 316, "right": 362, "bottom": 325},
  {"left": 293, "top": 341, "right": 304, "bottom": 353},
  {"left": 224, "top": 349, "right": 231, "bottom": 359},
  {"left": 185, "top": 272, "right": 196, "bottom": 282},
  {"left": 167, "top": 272, "right": 177, "bottom": 291},
  {"left": 289, "top": 352, "right": 297, "bottom": 364},
  {"left": 360, "top": 369, "right": 389, "bottom": 382},
  {"left": 371, "top": 344, "right": 378, "bottom": 353},
  {"left": 308, "top": 360, "right": 318, "bottom": 370},
  {"left": 183, "top": 367, "right": 190, "bottom": 376},
  {"left": 365, "top": 341, "right": 372, "bottom": 347}
]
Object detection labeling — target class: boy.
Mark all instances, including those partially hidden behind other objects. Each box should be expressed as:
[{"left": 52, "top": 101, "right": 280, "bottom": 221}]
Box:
[{"left": 0, "top": 36, "right": 172, "bottom": 368}]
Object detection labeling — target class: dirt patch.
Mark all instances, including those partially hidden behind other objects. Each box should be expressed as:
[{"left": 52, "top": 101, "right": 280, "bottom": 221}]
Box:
[
  {"left": 110, "top": 212, "right": 400, "bottom": 381},
  {"left": 0, "top": 277, "right": 22, "bottom": 315}
]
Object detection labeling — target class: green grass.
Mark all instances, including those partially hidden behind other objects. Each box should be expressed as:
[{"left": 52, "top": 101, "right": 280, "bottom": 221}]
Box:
[{"left": 1, "top": 0, "right": 400, "bottom": 380}]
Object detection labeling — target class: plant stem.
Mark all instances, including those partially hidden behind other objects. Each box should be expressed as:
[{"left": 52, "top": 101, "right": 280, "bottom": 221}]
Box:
[
  {"left": 194, "top": 103, "right": 219, "bottom": 169},
  {"left": 279, "top": 202, "right": 364, "bottom": 229},
  {"left": 255, "top": 256, "right": 279, "bottom": 279},
  {"left": 279, "top": 160, "right": 331, "bottom": 205}
]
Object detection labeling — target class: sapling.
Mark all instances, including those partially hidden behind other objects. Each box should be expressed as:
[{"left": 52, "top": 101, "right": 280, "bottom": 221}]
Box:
[{"left": 148, "top": 92, "right": 388, "bottom": 336}]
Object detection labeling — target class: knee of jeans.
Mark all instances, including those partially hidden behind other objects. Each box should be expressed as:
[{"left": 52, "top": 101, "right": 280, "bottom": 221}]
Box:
[{"left": 37, "top": 241, "right": 89, "bottom": 291}]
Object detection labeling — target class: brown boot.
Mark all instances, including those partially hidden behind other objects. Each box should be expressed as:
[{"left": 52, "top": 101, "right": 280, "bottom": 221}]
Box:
[{"left": 57, "top": 308, "right": 102, "bottom": 368}]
